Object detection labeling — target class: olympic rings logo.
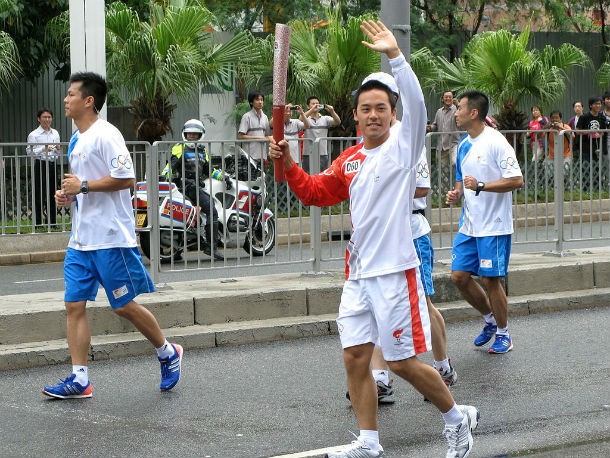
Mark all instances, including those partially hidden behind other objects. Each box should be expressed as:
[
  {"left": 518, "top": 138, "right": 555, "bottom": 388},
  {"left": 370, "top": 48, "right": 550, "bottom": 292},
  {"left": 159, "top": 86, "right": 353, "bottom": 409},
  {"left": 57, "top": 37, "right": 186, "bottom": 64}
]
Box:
[
  {"left": 417, "top": 162, "right": 430, "bottom": 179},
  {"left": 499, "top": 157, "right": 519, "bottom": 170},
  {"left": 110, "top": 154, "right": 133, "bottom": 170}
]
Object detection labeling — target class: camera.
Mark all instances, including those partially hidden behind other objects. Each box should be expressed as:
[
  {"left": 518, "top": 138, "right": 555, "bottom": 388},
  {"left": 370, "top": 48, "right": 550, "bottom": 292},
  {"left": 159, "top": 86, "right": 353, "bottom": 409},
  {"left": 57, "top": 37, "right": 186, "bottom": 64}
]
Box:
[
  {"left": 317, "top": 104, "right": 325, "bottom": 110},
  {"left": 290, "top": 106, "right": 299, "bottom": 111}
]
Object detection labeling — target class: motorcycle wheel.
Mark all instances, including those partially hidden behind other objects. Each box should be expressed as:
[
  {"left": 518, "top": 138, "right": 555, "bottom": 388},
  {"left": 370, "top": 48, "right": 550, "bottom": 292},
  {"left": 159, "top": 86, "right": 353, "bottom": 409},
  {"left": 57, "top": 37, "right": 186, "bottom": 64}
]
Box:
[
  {"left": 243, "top": 216, "right": 276, "bottom": 256},
  {"left": 139, "top": 222, "right": 184, "bottom": 264}
]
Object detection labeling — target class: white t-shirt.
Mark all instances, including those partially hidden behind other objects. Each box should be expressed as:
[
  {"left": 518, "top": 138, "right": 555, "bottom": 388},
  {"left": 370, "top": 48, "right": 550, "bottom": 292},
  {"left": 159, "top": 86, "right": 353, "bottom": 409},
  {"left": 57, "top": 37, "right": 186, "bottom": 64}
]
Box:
[
  {"left": 411, "top": 148, "right": 431, "bottom": 239},
  {"left": 456, "top": 126, "right": 522, "bottom": 236},
  {"left": 304, "top": 115, "right": 335, "bottom": 156},
  {"left": 284, "top": 118, "right": 305, "bottom": 163},
  {"left": 390, "top": 122, "right": 431, "bottom": 239},
  {"left": 67, "top": 119, "right": 137, "bottom": 250}
]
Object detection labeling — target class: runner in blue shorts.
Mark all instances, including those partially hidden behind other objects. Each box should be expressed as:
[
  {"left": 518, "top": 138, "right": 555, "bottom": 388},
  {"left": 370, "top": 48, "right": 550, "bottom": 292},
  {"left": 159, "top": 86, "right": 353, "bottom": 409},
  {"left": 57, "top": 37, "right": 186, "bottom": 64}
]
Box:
[
  {"left": 42, "top": 72, "right": 183, "bottom": 400},
  {"left": 446, "top": 90, "right": 523, "bottom": 355}
]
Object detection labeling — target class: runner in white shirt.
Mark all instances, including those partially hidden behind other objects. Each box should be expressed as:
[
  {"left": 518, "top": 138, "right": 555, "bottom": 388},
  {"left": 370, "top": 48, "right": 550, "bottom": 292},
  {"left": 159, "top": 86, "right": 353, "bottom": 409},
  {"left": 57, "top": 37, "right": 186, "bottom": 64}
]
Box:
[
  {"left": 446, "top": 90, "right": 523, "bottom": 356},
  {"left": 42, "top": 72, "right": 183, "bottom": 400},
  {"left": 271, "top": 20, "right": 478, "bottom": 458}
]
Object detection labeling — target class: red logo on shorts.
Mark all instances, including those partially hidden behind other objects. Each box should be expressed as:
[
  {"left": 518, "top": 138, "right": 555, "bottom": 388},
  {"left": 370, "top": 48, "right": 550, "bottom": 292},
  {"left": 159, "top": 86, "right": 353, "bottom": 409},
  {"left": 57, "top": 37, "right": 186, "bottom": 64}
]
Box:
[{"left": 392, "top": 328, "right": 404, "bottom": 342}]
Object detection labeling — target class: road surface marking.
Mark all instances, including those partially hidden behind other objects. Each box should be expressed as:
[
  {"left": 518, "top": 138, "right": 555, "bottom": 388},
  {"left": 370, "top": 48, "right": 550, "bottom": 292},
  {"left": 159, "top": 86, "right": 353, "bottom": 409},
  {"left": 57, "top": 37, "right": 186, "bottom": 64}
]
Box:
[
  {"left": 269, "top": 444, "right": 351, "bottom": 457},
  {"left": 14, "top": 278, "right": 63, "bottom": 284}
]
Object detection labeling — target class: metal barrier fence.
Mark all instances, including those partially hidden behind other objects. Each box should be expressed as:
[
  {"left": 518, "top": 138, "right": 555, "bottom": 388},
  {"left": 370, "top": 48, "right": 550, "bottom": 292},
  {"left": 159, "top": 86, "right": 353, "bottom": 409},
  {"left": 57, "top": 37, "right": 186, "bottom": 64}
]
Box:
[{"left": 1, "top": 130, "right": 608, "bottom": 282}]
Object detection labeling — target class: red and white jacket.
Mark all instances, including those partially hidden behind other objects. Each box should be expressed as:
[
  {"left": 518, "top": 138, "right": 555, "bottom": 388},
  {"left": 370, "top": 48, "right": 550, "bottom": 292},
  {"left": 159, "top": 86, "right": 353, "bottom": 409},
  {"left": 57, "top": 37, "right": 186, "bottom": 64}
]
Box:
[{"left": 284, "top": 54, "right": 426, "bottom": 280}]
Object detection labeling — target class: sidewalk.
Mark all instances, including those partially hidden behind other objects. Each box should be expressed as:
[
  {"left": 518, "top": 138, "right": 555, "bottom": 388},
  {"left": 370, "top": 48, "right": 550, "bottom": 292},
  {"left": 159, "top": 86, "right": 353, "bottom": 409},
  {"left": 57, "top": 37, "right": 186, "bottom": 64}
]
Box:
[{"left": 0, "top": 246, "right": 609, "bottom": 371}]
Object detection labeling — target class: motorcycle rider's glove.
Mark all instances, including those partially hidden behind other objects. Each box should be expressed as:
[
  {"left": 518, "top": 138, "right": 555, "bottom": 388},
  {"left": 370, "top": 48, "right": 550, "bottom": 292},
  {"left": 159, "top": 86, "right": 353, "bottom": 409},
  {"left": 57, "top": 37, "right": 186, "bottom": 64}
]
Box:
[{"left": 224, "top": 176, "right": 233, "bottom": 190}]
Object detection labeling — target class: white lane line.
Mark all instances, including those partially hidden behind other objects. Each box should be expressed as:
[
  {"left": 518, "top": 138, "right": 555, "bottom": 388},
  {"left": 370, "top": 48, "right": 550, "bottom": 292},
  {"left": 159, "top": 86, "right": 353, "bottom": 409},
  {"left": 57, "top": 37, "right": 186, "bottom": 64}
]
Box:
[
  {"left": 269, "top": 444, "right": 350, "bottom": 458},
  {"left": 14, "top": 278, "right": 63, "bottom": 284}
]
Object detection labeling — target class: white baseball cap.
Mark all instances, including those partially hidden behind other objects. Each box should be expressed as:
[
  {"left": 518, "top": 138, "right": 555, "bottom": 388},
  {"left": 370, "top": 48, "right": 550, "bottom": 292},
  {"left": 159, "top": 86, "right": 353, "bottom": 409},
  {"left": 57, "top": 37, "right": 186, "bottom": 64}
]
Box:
[{"left": 360, "top": 72, "right": 399, "bottom": 96}]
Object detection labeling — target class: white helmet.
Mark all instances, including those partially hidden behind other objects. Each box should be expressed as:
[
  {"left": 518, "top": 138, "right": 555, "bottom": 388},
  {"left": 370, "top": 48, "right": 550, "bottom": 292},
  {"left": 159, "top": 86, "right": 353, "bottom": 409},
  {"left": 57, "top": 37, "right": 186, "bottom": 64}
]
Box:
[{"left": 182, "top": 119, "right": 205, "bottom": 146}]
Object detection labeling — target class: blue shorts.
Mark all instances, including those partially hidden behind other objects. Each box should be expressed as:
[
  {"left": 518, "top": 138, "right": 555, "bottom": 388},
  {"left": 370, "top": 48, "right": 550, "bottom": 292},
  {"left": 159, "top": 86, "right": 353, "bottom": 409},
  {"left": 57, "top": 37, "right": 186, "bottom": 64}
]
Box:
[
  {"left": 64, "top": 247, "right": 155, "bottom": 309},
  {"left": 451, "top": 233, "right": 512, "bottom": 277},
  {"left": 414, "top": 233, "right": 434, "bottom": 296}
]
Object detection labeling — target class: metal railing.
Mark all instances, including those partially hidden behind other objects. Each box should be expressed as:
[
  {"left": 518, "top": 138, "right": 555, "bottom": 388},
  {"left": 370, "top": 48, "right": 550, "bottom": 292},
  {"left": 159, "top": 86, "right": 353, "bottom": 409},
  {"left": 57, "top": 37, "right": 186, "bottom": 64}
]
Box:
[{"left": 1, "top": 130, "right": 608, "bottom": 282}]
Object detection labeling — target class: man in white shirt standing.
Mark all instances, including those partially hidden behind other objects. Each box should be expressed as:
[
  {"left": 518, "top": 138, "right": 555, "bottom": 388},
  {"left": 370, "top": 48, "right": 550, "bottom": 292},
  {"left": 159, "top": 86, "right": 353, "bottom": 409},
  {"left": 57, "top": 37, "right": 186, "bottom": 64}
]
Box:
[
  {"left": 42, "top": 72, "right": 183, "bottom": 400},
  {"left": 302, "top": 96, "right": 341, "bottom": 173},
  {"left": 446, "top": 90, "right": 524, "bottom": 355},
  {"left": 27, "top": 108, "right": 61, "bottom": 226},
  {"left": 238, "top": 91, "right": 271, "bottom": 164}
]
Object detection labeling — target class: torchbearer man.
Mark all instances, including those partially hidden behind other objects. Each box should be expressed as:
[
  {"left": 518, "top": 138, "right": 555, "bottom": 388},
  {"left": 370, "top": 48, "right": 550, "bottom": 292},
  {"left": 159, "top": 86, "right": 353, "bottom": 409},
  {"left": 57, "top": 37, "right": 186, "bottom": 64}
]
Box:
[{"left": 271, "top": 20, "right": 479, "bottom": 458}]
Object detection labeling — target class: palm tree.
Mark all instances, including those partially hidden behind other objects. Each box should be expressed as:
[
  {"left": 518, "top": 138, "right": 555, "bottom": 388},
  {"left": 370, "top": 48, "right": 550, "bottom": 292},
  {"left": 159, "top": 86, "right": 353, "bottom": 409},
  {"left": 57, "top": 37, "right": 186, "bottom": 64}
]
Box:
[
  {"left": 598, "top": 61, "right": 610, "bottom": 92},
  {"left": 413, "top": 28, "right": 592, "bottom": 131},
  {"left": 0, "top": 0, "right": 21, "bottom": 96},
  {"left": 288, "top": 13, "right": 381, "bottom": 137},
  {"left": 239, "top": 12, "right": 382, "bottom": 138},
  {"left": 105, "top": 0, "right": 259, "bottom": 143}
]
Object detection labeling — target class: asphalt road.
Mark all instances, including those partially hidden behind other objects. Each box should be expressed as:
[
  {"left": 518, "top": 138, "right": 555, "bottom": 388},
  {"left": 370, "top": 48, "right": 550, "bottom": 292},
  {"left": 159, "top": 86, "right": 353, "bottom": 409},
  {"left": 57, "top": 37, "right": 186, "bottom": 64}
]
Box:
[{"left": 1, "top": 307, "right": 608, "bottom": 457}]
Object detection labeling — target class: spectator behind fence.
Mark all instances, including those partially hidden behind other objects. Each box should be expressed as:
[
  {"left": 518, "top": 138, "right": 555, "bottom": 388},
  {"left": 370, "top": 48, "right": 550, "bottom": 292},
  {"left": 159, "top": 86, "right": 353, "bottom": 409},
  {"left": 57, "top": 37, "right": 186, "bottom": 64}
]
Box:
[
  {"left": 26, "top": 108, "right": 61, "bottom": 226},
  {"left": 238, "top": 91, "right": 271, "bottom": 162},
  {"left": 270, "top": 104, "right": 310, "bottom": 164},
  {"left": 527, "top": 105, "right": 549, "bottom": 162},
  {"left": 427, "top": 90, "right": 461, "bottom": 167},
  {"left": 547, "top": 111, "right": 573, "bottom": 165},
  {"left": 567, "top": 100, "right": 583, "bottom": 130},
  {"left": 603, "top": 91, "right": 610, "bottom": 154},
  {"left": 575, "top": 96, "right": 609, "bottom": 163},
  {"left": 302, "top": 96, "right": 341, "bottom": 173}
]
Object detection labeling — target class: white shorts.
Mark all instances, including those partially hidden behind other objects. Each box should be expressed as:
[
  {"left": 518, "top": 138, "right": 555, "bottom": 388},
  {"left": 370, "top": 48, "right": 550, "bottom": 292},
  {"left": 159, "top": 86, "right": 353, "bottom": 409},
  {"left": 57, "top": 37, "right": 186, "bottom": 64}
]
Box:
[{"left": 337, "top": 269, "right": 431, "bottom": 361}]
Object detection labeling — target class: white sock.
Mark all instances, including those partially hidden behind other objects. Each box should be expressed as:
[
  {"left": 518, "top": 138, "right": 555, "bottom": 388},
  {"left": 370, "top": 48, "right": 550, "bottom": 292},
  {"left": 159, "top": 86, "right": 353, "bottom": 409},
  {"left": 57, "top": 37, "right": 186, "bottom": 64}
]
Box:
[
  {"left": 72, "top": 365, "right": 88, "bottom": 385},
  {"left": 156, "top": 340, "right": 175, "bottom": 359},
  {"left": 483, "top": 313, "right": 497, "bottom": 325},
  {"left": 359, "top": 430, "right": 381, "bottom": 451},
  {"left": 442, "top": 404, "right": 463, "bottom": 426},
  {"left": 372, "top": 370, "right": 389, "bottom": 385},
  {"left": 497, "top": 327, "right": 509, "bottom": 335},
  {"left": 434, "top": 359, "right": 451, "bottom": 374}
]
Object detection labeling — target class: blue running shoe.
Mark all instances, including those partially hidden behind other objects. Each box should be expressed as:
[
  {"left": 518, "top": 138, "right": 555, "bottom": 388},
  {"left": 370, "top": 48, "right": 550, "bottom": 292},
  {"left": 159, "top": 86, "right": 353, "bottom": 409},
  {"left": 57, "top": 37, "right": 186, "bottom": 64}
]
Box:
[
  {"left": 42, "top": 373, "right": 93, "bottom": 399},
  {"left": 159, "top": 343, "right": 183, "bottom": 391},
  {"left": 473, "top": 323, "right": 497, "bottom": 347},
  {"left": 489, "top": 334, "right": 514, "bottom": 354}
]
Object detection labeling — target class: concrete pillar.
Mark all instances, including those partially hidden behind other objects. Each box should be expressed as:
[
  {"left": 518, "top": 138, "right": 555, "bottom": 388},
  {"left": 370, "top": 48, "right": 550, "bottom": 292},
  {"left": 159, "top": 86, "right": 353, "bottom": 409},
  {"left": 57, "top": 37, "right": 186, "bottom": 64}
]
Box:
[
  {"left": 69, "top": 0, "right": 107, "bottom": 119},
  {"left": 381, "top": 0, "right": 410, "bottom": 118}
]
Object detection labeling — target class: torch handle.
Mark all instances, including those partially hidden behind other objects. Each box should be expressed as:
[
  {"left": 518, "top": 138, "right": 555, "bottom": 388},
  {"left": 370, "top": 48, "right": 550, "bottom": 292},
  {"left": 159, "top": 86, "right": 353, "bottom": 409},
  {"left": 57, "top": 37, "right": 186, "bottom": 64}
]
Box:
[{"left": 272, "top": 105, "right": 285, "bottom": 182}]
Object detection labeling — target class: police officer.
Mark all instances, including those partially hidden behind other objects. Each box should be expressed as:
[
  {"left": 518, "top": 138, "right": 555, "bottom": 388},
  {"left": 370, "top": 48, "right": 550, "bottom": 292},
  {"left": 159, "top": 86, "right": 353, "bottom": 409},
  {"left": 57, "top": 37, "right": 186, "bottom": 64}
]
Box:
[{"left": 165, "top": 119, "right": 230, "bottom": 260}]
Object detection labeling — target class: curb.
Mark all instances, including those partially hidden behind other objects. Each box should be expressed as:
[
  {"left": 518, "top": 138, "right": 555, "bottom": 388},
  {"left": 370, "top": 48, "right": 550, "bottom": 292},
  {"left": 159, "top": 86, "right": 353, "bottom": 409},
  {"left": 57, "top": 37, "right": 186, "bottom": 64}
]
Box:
[{"left": 2, "top": 290, "right": 609, "bottom": 372}]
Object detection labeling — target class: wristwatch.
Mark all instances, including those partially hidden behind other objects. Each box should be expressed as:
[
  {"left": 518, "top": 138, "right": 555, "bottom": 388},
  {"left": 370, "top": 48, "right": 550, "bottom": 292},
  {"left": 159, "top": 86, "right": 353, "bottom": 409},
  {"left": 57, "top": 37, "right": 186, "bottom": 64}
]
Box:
[
  {"left": 475, "top": 181, "right": 485, "bottom": 196},
  {"left": 80, "top": 180, "right": 89, "bottom": 194}
]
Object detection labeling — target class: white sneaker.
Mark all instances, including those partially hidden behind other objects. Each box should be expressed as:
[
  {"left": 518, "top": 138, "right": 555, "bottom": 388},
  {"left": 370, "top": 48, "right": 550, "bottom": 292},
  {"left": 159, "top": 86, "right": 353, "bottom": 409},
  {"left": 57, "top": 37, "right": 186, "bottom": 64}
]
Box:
[
  {"left": 325, "top": 438, "right": 384, "bottom": 458},
  {"left": 444, "top": 405, "right": 479, "bottom": 458}
]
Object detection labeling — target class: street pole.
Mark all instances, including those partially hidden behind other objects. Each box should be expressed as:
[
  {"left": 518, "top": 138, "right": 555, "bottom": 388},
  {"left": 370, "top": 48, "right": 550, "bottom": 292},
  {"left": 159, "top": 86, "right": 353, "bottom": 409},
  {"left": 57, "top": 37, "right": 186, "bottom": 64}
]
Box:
[
  {"left": 69, "top": 0, "right": 107, "bottom": 119},
  {"left": 381, "top": 0, "right": 410, "bottom": 118}
]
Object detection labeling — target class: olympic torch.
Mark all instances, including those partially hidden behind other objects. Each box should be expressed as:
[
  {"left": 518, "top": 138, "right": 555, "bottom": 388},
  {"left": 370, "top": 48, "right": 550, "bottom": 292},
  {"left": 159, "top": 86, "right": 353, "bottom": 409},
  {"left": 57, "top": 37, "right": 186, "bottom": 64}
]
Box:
[{"left": 272, "top": 24, "right": 291, "bottom": 182}]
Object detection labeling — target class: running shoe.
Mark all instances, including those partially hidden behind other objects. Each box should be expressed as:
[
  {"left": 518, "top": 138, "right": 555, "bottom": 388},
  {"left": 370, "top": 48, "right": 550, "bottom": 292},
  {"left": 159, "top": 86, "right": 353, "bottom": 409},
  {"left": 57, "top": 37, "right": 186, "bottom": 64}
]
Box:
[
  {"left": 345, "top": 380, "right": 395, "bottom": 404},
  {"left": 439, "top": 363, "right": 458, "bottom": 387},
  {"left": 444, "top": 405, "right": 479, "bottom": 458},
  {"left": 159, "top": 343, "right": 183, "bottom": 391},
  {"left": 473, "top": 323, "right": 497, "bottom": 347},
  {"left": 376, "top": 380, "right": 395, "bottom": 404},
  {"left": 325, "top": 438, "right": 384, "bottom": 458},
  {"left": 488, "top": 334, "right": 514, "bottom": 354},
  {"left": 42, "top": 373, "right": 93, "bottom": 399}
]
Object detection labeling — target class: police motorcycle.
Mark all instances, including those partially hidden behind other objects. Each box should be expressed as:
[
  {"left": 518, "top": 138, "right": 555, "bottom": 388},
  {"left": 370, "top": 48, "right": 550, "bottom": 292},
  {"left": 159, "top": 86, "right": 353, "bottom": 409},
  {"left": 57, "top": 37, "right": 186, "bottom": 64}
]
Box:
[{"left": 134, "top": 121, "right": 275, "bottom": 264}]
